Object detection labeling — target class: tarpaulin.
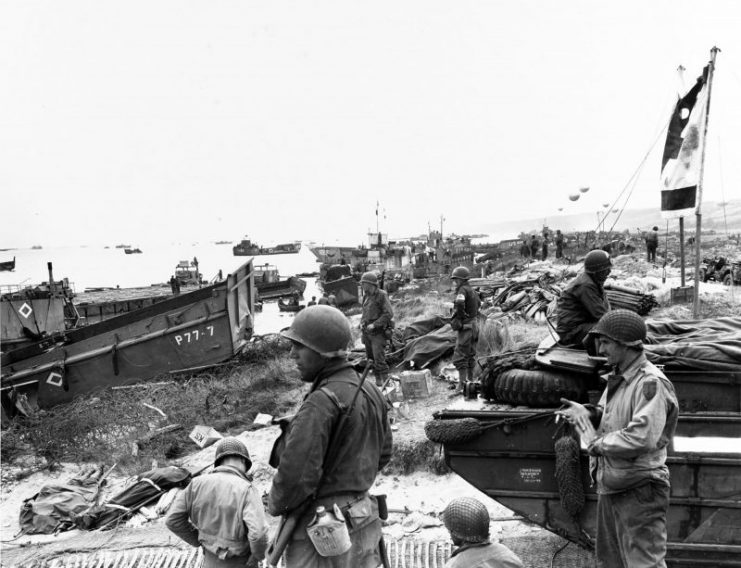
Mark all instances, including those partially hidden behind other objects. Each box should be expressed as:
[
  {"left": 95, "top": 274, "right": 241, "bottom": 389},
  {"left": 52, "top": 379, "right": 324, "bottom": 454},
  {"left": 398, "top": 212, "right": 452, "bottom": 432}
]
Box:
[
  {"left": 76, "top": 465, "right": 191, "bottom": 530},
  {"left": 402, "top": 324, "right": 456, "bottom": 369},
  {"left": 644, "top": 316, "right": 741, "bottom": 371},
  {"left": 19, "top": 481, "right": 100, "bottom": 535},
  {"left": 401, "top": 315, "right": 446, "bottom": 342}
]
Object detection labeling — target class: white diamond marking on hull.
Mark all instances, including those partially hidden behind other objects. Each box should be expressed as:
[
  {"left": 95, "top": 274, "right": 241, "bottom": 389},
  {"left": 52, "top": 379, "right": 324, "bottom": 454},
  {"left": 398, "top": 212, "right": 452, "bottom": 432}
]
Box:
[
  {"left": 47, "top": 372, "right": 63, "bottom": 388},
  {"left": 19, "top": 302, "right": 33, "bottom": 318}
]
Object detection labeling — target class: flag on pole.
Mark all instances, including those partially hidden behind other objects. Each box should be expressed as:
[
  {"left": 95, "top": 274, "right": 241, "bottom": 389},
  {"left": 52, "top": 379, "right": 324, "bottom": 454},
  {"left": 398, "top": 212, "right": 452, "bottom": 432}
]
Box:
[{"left": 660, "top": 65, "right": 709, "bottom": 218}]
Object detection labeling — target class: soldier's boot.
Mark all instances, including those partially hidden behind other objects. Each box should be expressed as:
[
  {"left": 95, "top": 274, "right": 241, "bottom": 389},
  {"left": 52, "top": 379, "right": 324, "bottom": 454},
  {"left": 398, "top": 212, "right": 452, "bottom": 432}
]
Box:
[{"left": 456, "top": 368, "right": 469, "bottom": 393}]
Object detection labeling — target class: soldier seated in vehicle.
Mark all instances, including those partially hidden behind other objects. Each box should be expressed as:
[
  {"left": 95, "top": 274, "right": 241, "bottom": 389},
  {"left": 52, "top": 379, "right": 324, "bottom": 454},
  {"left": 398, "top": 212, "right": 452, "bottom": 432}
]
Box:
[{"left": 555, "top": 249, "right": 611, "bottom": 351}]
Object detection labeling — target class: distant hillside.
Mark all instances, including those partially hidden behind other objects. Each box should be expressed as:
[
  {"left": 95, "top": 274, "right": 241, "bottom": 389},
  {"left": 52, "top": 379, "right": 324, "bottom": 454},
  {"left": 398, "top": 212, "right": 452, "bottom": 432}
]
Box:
[{"left": 476, "top": 200, "right": 741, "bottom": 239}]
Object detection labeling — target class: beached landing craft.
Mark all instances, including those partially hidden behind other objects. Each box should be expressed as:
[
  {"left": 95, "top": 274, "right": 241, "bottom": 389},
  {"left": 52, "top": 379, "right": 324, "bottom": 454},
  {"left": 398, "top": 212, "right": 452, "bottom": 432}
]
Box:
[{"left": 1, "top": 260, "right": 256, "bottom": 417}]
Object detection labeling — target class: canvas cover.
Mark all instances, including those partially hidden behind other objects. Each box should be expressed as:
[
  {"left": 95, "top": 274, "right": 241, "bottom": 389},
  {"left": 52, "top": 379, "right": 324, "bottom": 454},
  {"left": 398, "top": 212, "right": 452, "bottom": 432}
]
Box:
[
  {"left": 402, "top": 323, "right": 456, "bottom": 369},
  {"left": 75, "top": 465, "right": 192, "bottom": 530},
  {"left": 644, "top": 316, "right": 741, "bottom": 371}
]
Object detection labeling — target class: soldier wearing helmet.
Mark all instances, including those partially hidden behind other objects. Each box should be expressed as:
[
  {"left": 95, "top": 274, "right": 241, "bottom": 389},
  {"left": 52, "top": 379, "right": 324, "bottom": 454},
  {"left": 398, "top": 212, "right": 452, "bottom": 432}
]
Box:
[
  {"left": 360, "top": 271, "right": 394, "bottom": 387},
  {"left": 165, "top": 437, "right": 268, "bottom": 568},
  {"left": 555, "top": 249, "right": 612, "bottom": 350},
  {"left": 557, "top": 310, "right": 678, "bottom": 568},
  {"left": 645, "top": 225, "right": 659, "bottom": 264},
  {"left": 450, "top": 266, "right": 480, "bottom": 392},
  {"left": 268, "top": 305, "right": 393, "bottom": 567},
  {"left": 441, "top": 497, "right": 523, "bottom": 567}
]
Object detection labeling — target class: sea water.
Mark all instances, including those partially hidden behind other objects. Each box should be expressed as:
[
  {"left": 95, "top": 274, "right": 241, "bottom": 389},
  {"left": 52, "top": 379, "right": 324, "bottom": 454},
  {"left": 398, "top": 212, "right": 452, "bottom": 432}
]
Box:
[{"left": 0, "top": 242, "right": 324, "bottom": 334}]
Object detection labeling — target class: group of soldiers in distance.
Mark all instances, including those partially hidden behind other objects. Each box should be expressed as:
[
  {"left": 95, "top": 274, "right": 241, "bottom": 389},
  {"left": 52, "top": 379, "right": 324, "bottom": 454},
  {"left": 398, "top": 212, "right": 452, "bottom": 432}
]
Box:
[{"left": 517, "top": 227, "right": 658, "bottom": 263}]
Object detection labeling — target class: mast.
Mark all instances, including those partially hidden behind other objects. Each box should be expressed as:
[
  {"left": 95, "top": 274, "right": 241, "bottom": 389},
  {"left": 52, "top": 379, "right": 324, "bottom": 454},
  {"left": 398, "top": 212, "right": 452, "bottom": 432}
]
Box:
[{"left": 692, "top": 46, "right": 720, "bottom": 317}]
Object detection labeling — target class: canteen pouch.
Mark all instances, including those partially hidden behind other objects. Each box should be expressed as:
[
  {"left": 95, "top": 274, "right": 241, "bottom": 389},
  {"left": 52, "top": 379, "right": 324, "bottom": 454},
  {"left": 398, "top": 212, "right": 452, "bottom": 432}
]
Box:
[{"left": 306, "top": 504, "right": 352, "bottom": 557}]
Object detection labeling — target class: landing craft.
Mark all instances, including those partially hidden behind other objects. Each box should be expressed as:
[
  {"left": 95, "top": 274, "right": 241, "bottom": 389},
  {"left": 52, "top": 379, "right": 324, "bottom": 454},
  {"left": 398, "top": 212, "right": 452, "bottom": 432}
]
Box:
[{"left": 1, "top": 260, "right": 256, "bottom": 417}]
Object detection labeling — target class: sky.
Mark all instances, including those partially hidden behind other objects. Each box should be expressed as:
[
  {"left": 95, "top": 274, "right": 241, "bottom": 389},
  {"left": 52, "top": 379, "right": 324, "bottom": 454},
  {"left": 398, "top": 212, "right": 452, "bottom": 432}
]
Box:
[{"left": 2, "top": 1, "right": 741, "bottom": 249}]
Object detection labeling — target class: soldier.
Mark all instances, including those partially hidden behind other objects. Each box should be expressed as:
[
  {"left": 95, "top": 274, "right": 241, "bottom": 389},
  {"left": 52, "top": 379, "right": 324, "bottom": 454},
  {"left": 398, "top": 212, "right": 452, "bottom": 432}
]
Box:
[
  {"left": 450, "top": 266, "right": 480, "bottom": 392},
  {"left": 555, "top": 229, "right": 565, "bottom": 259},
  {"left": 360, "top": 271, "right": 394, "bottom": 387},
  {"left": 555, "top": 249, "right": 611, "bottom": 350},
  {"left": 645, "top": 226, "right": 659, "bottom": 264},
  {"left": 165, "top": 437, "right": 269, "bottom": 568},
  {"left": 441, "top": 497, "right": 524, "bottom": 568},
  {"left": 268, "top": 306, "right": 393, "bottom": 568},
  {"left": 557, "top": 310, "right": 679, "bottom": 568}
]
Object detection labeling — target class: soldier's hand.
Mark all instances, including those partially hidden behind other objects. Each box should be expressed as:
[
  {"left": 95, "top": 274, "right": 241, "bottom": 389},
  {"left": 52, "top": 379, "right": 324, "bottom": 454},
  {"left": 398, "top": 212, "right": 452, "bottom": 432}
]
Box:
[
  {"left": 556, "top": 398, "right": 597, "bottom": 444},
  {"left": 367, "top": 323, "right": 375, "bottom": 331}
]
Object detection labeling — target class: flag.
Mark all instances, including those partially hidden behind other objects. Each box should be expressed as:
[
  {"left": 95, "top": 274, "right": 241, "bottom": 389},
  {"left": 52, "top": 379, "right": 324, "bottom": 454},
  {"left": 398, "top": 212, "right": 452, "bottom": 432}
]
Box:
[{"left": 659, "top": 65, "right": 709, "bottom": 218}]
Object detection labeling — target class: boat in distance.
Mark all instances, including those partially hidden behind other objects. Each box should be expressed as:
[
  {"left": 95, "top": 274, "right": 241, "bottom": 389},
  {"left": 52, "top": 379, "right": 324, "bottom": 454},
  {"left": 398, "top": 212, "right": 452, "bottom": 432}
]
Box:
[{"left": 233, "top": 238, "right": 301, "bottom": 256}]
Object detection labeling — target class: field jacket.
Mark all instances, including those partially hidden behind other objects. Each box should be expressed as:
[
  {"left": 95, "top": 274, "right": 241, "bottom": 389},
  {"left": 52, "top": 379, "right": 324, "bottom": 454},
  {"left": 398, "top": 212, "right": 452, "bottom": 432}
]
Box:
[
  {"left": 587, "top": 354, "right": 679, "bottom": 494},
  {"left": 268, "top": 360, "right": 392, "bottom": 517},
  {"left": 165, "top": 465, "right": 268, "bottom": 561},
  {"left": 445, "top": 541, "right": 524, "bottom": 568},
  {"left": 453, "top": 283, "right": 480, "bottom": 325},
  {"left": 555, "top": 272, "right": 609, "bottom": 337},
  {"left": 361, "top": 288, "right": 394, "bottom": 332}
]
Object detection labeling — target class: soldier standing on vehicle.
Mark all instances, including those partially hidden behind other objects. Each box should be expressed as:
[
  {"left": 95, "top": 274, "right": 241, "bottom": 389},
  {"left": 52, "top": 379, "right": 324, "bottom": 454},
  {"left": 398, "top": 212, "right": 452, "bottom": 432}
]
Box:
[
  {"left": 360, "top": 271, "right": 394, "bottom": 387},
  {"left": 557, "top": 310, "right": 678, "bottom": 568},
  {"left": 267, "top": 305, "right": 393, "bottom": 568},
  {"left": 165, "top": 437, "right": 269, "bottom": 568},
  {"left": 441, "top": 497, "right": 524, "bottom": 568},
  {"left": 450, "top": 266, "right": 480, "bottom": 392},
  {"left": 645, "top": 226, "right": 659, "bottom": 264},
  {"left": 555, "top": 249, "right": 611, "bottom": 351}
]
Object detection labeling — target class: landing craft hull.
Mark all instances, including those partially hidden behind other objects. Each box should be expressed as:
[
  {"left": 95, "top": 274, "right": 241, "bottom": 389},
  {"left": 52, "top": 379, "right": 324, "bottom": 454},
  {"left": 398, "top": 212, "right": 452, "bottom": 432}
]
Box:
[
  {"left": 1, "top": 261, "right": 255, "bottom": 412},
  {"left": 319, "top": 276, "right": 359, "bottom": 306},
  {"left": 256, "top": 276, "right": 307, "bottom": 300},
  {"left": 233, "top": 242, "right": 301, "bottom": 256},
  {"left": 433, "top": 409, "right": 741, "bottom": 566}
]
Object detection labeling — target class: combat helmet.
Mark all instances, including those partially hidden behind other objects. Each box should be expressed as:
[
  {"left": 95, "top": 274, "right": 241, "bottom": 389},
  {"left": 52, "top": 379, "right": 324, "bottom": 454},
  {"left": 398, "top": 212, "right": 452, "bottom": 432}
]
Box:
[
  {"left": 281, "top": 305, "right": 352, "bottom": 358},
  {"left": 442, "top": 497, "right": 490, "bottom": 543},
  {"left": 450, "top": 266, "right": 470, "bottom": 281},
  {"left": 214, "top": 437, "right": 252, "bottom": 469},
  {"left": 584, "top": 250, "right": 612, "bottom": 274},
  {"left": 360, "top": 271, "right": 379, "bottom": 286},
  {"left": 587, "top": 309, "right": 647, "bottom": 347}
]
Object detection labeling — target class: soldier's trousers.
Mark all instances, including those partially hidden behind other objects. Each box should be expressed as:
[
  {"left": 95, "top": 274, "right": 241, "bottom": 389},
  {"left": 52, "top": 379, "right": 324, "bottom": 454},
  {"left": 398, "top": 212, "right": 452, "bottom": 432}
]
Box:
[
  {"left": 596, "top": 481, "right": 670, "bottom": 568},
  {"left": 362, "top": 332, "right": 389, "bottom": 376},
  {"left": 452, "top": 323, "right": 477, "bottom": 374}
]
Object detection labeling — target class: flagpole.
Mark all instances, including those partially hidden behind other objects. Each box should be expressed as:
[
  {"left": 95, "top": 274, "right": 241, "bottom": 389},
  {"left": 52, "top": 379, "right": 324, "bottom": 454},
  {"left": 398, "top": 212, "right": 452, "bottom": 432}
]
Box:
[{"left": 692, "top": 46, "right": 720, "bottom": 317}]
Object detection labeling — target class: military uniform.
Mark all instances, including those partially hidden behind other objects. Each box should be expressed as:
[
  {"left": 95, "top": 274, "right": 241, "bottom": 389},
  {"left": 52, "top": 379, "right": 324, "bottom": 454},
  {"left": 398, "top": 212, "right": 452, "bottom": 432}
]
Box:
[
  {"left": 445, "top": 541, "right": 524, "bottom": 568},
  {"left": 166, "top": 465, "right": 269, "bottom": 568},
  {"left": 555, "top": 272, "right": 609, "bottom": 346},
  {"left": 587, "top": 354, "right": 679, "bottom": 568},
  {"left": 451, "top": 281, "right": 480, "bottom": 383},
  {"left": 646, "top": 230, "right": 659, "bottom": 263},
  {"left": 268, "top": 360, "right": 393, "bottom": 568},
  {"left": 361, "top": 286, "right": 394, "bottom": 385}
]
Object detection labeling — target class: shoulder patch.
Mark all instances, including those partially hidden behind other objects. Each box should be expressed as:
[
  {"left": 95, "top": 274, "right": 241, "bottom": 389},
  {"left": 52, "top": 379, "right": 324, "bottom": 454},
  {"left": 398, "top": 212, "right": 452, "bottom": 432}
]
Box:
[{"left": 643, "top": 380, "right": 657, "bottom": 400}]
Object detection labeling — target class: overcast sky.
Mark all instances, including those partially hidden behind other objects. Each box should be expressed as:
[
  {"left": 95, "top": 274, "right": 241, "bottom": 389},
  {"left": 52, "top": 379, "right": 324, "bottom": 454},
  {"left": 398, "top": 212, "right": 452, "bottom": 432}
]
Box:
[{"left": 2, "top": 1, "right": 740, "bottom": 248}]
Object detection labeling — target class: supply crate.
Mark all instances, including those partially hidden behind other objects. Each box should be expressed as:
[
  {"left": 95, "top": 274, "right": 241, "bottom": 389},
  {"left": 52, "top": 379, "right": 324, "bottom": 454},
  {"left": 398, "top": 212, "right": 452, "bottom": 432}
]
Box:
[
  {"left": 399, "top": 369, "right": 433, "bottom": 399},
  {"left": 671, "top": 286, "right": 694, "bottom": 303}
]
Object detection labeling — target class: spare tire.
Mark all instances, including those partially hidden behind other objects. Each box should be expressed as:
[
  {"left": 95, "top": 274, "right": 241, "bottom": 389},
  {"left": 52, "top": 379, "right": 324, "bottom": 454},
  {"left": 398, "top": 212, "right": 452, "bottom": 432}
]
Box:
[{"left": 493, "top": 368, "right": 586, "bottom": 407}]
